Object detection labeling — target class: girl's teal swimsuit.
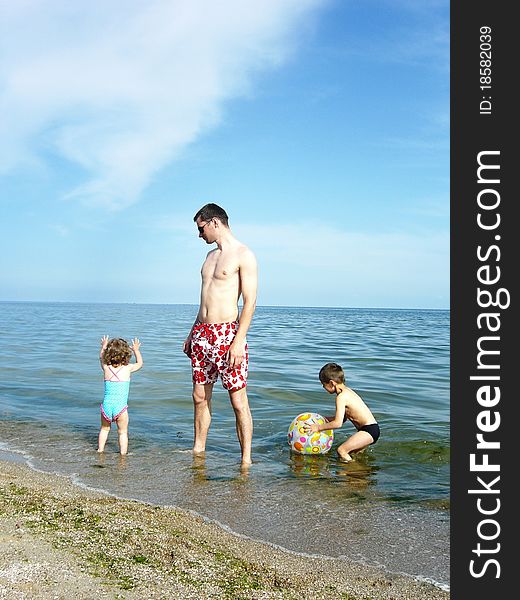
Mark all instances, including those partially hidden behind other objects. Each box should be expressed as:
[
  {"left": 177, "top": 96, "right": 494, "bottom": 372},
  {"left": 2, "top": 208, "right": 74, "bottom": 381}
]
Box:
[{"left": 101, "top": 380, "right": 130, "bottom": 422}]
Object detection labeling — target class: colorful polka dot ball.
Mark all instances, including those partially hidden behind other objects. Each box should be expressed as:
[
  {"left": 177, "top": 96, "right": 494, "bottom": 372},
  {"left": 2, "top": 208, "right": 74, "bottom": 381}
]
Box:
[{"left": 287, "top": 412, "right": 334, "bottom": 454}]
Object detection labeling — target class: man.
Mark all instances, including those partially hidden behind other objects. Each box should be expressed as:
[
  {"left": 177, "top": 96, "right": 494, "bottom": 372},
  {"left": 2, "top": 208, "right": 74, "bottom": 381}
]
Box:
[{"left": 183, "top": 203, "right": 257, "bottom": 465}]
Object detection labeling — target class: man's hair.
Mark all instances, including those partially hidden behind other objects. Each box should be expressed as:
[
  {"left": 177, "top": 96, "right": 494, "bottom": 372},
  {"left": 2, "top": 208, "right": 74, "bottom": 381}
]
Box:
[
  {"left": 193, "top": 203, "right": 229, "bottom": 226},
  {"left": 102, "top": 338, "right": 132, "bottom": 366},
  {"left": 319, "top": 362, "right": 346, "bottom": 384}
]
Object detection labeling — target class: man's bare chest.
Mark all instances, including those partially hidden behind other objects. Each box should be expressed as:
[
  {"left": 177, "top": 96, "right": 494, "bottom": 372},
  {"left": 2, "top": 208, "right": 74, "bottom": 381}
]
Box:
[{"left": 202, "top": 253, "right": 239, "bottom": 282}]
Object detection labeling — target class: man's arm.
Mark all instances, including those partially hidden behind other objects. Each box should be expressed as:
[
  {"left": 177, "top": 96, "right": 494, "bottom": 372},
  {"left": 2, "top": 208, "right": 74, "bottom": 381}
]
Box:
[
  {"left": 228, "top": 248, "right": 257, "bottom": 368},
  {"left": 183, "top": 318, "right": 199, "bottom": 356},
  {"left": 183, "top": 254, "right": 211, "bottom": 357}
]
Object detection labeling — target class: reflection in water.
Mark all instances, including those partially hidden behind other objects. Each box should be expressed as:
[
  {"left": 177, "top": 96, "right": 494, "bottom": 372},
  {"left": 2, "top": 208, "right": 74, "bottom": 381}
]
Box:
[
  {"left": 289, "top": 453, "right": 328, "bottom": 478},
  {"left": 239, "top": 461, "right": 251, "bottom": 479},
  {"left": 183, "top": 453, "right": 255, "bottom": 531},
  {"left": 334, "top": 459, "right": 379, "bottom": 493},
  {"left": 289, "top": 452, "right": 379, "bottom": 495},
  {"left": 190, "top": 453, "right": 251, "bottom": 486},
  {"left": 94, "top": 452, "right": 106, "bottom": 468},
  {"left": 191, "top": 453, "right": 207, "bottom": 482}
]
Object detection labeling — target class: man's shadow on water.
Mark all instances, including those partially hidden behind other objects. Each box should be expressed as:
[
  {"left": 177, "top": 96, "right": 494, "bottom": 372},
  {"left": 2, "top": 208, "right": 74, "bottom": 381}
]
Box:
[{"left": 190, "top": 452, "right": 251, "bottom": 483}]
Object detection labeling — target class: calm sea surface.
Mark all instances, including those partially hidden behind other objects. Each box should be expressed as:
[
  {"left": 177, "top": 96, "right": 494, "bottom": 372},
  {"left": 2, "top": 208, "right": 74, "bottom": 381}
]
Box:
[{"left": 0, "top": 302, "right": 449, "bottom": 589}]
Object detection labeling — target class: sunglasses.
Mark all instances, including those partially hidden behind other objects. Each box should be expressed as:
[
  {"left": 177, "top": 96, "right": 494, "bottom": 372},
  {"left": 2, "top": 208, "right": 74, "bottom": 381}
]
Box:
[{"left": 197, "top": 219, "right": 213, "bottom": 234}]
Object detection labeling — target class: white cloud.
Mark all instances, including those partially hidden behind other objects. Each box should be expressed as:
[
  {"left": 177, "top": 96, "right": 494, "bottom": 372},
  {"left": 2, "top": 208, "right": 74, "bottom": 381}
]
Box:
[
  {"left": 50, "top": 224, "right": 70, "bottom": 237},
  {"left": 120, "top": 213, "right": 448, "bottom": 306},
  {"left": 232, "top": 221, "right": 449, "bottom": 307},
  {"left": 0, "top": 0, "right": 326, "bottom": 209}
]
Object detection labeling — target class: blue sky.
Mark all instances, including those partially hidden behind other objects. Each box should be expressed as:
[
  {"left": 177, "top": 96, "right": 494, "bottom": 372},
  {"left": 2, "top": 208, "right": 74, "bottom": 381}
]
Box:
[{"left": 0, "top": 0, "right": 449, "bottom": 309}]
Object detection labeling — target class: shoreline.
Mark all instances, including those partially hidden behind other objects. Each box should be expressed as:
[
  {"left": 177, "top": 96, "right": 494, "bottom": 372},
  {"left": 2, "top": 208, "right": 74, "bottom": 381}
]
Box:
[{"left": 0, "top": 457, "right": 449, "bottom": 599}]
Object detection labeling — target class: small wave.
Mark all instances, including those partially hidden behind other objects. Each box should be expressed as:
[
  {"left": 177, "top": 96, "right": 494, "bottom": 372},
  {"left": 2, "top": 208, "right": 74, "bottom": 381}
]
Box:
[{"left": 0, "top": 451, "right": 449, "bottom": 590}]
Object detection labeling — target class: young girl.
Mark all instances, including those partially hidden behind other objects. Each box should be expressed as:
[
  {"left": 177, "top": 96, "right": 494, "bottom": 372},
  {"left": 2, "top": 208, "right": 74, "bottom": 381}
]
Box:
[{"left": 98, "top": 335, "right": 143, "bottom": 455}]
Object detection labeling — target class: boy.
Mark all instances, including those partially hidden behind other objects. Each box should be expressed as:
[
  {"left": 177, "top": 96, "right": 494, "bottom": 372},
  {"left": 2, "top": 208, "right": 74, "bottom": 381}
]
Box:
[{"left": 304, "top": 362, "right": 380, "bottom": 462}]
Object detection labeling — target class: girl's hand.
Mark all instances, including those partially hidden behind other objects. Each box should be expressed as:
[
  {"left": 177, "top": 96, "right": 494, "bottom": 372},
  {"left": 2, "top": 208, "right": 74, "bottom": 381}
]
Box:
[
  {"left": 131, "top": 338, "right": 141, "bottom": 351},
  {"left": 100, "top": 335, "right": 109, "bottom": 347}
]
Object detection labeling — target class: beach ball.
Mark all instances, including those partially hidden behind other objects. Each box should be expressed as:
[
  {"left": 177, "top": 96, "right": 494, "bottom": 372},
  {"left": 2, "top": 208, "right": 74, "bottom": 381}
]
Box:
[{"left": 287, "top": 412, "right": 333, "bottom": 454}]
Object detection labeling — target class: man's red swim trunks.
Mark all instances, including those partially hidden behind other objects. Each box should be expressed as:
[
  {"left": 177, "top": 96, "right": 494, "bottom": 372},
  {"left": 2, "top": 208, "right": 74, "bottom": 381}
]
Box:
[{"left": 190, "top": 321, "right": 248, "bottom": 392}]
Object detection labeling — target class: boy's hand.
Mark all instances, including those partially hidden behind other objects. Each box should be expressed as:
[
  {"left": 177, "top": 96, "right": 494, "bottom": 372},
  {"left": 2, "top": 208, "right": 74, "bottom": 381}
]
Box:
[
  {"left": 303, "top": 423, "right": 319, "bottom": 434},
  {"left": 131, "top": 338, "right": 141, "bottom": 352}
]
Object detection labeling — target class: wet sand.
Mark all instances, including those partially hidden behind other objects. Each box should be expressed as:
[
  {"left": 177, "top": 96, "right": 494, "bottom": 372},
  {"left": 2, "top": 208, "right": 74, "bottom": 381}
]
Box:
[{"left": 0, "top": 459, "right": 449, "bottom": 599}]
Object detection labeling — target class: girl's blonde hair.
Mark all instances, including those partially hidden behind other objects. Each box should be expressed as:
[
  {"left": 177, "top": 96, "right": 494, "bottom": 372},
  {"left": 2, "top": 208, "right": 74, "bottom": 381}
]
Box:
[{"left": 102, "top": 338, "right": 132, "bottom": 366}]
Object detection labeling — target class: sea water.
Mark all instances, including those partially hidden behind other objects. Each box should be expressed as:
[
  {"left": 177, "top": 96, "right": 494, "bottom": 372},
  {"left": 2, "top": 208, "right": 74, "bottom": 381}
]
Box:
[{"left": 0, "top": 302, "right": 449, "bottom": 589}]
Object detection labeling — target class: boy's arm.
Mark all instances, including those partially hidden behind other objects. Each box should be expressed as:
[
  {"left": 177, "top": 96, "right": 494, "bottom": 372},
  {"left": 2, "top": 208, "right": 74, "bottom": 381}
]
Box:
[
  {"left": 305, "top": 395, "right": 347, "bottom": 433},
  {"left": 129, "top": 338, "right": 143, "bottom": 372}
]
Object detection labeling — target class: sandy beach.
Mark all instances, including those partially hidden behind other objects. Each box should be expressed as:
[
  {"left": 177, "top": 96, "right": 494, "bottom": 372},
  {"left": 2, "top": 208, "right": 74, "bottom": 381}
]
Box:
[{"left": 0, "top": 458, "right": 449, "bottom": 599}]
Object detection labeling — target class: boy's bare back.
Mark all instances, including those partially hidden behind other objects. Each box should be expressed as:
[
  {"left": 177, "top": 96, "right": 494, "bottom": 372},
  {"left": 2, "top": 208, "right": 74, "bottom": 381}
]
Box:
[{"left": 336, "top": 386, "right": 377, "bottom": 430}]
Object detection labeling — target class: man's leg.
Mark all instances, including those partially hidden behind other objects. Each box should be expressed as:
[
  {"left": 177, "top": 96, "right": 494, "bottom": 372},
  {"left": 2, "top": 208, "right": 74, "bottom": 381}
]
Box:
[
  {"left": 192, "top": 383, "right": 213, "bottom": 454},
  {"left": 229, "top": 387, "right": 253, "bottom": 465}
]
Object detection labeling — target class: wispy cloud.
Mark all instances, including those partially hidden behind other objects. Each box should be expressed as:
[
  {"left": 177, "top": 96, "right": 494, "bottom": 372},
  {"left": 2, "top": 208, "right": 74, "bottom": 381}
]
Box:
[
  {"left": 120, "top": 217, "right": 449, "bottom": 306},
  {"left": 236, "top": 221, "right": 448, "bottom": 269},
  {"left": 50, "top": 224, "right": 70, "bottom": 237},
  {"left": 231, "top": 221, "right": 449, "bottom": 306},
  {"left": 0, "top": 0, "right": 326, "bottom": 209}
]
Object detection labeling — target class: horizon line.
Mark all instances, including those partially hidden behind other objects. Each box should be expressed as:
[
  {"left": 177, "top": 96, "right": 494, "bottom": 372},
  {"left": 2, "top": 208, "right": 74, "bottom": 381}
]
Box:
[{"left": 0, "top": 299, "right": 449, "bottom": 311}]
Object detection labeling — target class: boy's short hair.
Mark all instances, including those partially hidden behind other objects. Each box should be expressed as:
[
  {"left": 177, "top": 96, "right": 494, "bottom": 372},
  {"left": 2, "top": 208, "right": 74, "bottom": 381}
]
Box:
[
  {"left": 319, "top": 362, "right": 345, "bottom": 384},
  {"left": 103, "top": 338, "right": 132, "bottom": 366},
  {"left": 193, "top": 203, "right": 229, "bottom": 226}
]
